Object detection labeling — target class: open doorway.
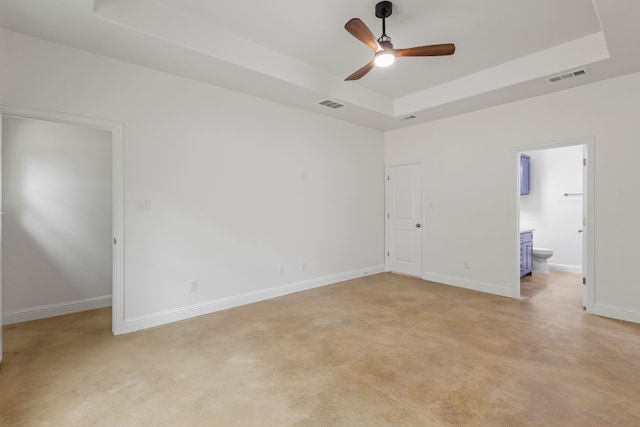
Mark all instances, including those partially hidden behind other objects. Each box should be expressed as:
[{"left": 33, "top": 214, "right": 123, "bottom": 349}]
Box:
[
  {"left": 0, "top": 107, "right": 124, "bottom": 341},
  {"left": 3, "top": 116, "right": 112, "bottom": 324},
  {"left": 517, "top": 138, "right": 594, "bottom": 310}
]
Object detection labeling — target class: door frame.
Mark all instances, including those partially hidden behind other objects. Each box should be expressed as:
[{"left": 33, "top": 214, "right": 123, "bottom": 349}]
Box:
[
  {"left": 385, "top": 161, "right": 425, "bottom": 276},
  {"left": 515, "top": 136, "right": 594, "bottom": 312},
  {"left": 0, "top": 105, "right": 125, "bottom": 335}
]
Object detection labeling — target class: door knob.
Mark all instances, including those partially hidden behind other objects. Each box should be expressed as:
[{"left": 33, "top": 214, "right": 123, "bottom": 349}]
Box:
[
  {"left": 416, "top": 223, "right": 421, "bottom": 228},
  {"left": 578, "top": 229, "right": 583, "bottom": 233}
]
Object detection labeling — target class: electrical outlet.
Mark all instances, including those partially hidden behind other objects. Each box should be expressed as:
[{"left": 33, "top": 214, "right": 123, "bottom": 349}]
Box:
[
  {"left": 189, "top": 279, "right": 198, "bottom": 292},
  {"left": 464, "top": 262, "right": 471, "bottom": 270},
  {"left": 300, "top": 263, "right": 306, "bottom": 272},
  {"left": 278, "top": 265, "right": 285, "bottom": 276}
]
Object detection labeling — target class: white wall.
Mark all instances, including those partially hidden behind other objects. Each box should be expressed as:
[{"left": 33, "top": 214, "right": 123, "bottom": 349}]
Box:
[
  {"left": 2, "top": 117, "right": 112, "bottom": 323},
  {"left": 520, "top": 145, "right": 583, "bottom": 272},
  {"left": 0, "top": 29, "right": 385, "bottom": 331},
  {"left": 0, "top": 115, "right": 3, "bottom": 360},
  {"left": 386, "top": 72, "right": 640, "bottom": 323}
]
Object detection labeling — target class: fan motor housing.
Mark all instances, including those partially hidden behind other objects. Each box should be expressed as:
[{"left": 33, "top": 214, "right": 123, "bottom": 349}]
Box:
[{"left": 375, "top": 1, "right": 393, "bottom": 19}]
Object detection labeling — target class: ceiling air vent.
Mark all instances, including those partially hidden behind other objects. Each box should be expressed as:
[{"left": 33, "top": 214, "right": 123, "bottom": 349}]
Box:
[
  {"left": 318, "top": 99, "right": 344, "bottom": 109},
  {"left": 396, "top": 115, "right": 416, "bottom": 122},
  {"left": 549, "top": 68, "right": 587, "bottom": 83}
]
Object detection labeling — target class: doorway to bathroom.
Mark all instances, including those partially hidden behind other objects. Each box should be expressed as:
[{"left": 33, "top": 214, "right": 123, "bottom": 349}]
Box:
[{"left": 517, "top": 137, "right": 593, "bottom": 310}]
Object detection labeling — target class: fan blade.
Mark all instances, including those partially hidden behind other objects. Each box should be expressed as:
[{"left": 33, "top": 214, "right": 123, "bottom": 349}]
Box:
[
  {"left": 345, "top": 59, "right": 376, "bottom": 81},
  {"left": 345, "top": 18, "right": 380, "bottom": 53},
  {"left": 396, "top": 43, "right": 455, "bottom": 57}
]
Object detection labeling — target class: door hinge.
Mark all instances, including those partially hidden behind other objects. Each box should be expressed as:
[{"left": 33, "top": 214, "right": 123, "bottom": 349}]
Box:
[
  {"left": 387, "top": 213, "right": 390, "bottom": 219},
  {"left": 583, "top": 158, "right": 587, "bottom": 166},
  {"left": 387, "top": 251, "right": 390, "bottom": 257},
  {"left": 387, "top": 175, "right": 390, "bottom": 181},
  {"left": 114, "top": 238, "right": 117, "bottom": 245},
  {"left": 583, "top": 277, "right": 586, "bottom": 285}
]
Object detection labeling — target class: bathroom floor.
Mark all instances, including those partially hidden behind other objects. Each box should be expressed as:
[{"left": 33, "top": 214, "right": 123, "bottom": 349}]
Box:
[{"left": 520, "top": 269, "right": 583, "bottom": 310}]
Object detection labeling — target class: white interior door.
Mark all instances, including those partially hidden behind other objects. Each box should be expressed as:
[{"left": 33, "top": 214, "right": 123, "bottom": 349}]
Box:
[{"left": 386, "top": 163, "right": 423, "bottom": 276}]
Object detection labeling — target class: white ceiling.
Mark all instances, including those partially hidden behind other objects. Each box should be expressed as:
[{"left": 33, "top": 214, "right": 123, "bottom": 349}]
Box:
[{"left": 1, "top": 0, "right": 639, "bottom": 130}]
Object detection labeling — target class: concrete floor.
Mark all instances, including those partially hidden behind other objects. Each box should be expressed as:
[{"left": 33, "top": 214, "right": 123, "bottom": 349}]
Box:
[{"left": 1, "top": 272, "right": 640, "bottom": 426}]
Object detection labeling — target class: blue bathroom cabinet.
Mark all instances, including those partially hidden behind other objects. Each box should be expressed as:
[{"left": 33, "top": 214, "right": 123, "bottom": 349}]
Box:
[
  {"left": 520, "top": 231, "right": 533, "bottom": 277},
  {"left": 520, "top": 154, "right": 530, "bottom": 195}
]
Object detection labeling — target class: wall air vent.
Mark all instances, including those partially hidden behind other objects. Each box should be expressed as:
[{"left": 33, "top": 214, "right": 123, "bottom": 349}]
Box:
[
  {"left": 549, "top": 68, "right": 588, "bottom": 83},
  {"left": 396, "top": 115, "right": 417, "bottom": 122},
  {"left": 317, "top": 99, "right": 345, "bottom": 109}
]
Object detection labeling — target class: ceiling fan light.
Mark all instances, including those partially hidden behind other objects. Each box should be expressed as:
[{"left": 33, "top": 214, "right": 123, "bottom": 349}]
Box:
[{"left": 374, "top": 51, "right": 395, "bottom": 67}]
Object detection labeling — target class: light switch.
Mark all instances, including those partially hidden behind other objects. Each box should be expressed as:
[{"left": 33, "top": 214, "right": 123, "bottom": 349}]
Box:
[{"left": 137, "top": 198, "right": 151, "bottom": 210}]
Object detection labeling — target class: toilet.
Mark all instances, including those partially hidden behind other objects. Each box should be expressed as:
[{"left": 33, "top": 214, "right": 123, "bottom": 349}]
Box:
[{"left": 532, "top": 248, "right": 554, "bottom": 274}]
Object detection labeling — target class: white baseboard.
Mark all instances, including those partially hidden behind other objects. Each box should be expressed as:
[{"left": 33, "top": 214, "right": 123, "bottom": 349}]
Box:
[
  {"left": 121, "top": 265, "right": 385, "bottom": 334},
  {"left": 591, "top": 303, "right": 640, "bottom": 324},
  {"left": 3, "top": 295, "right": 112, "bottom": 325},
  {"left": 549, "top": 263, "right": 582, "bottom": 274},
  {"left": 422, "top": 272, "right": 513, "bottom": 298}
]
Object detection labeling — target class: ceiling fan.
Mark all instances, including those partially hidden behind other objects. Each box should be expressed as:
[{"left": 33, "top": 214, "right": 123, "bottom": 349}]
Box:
[{"left": 344, "top": 1, "right": 455, "bottom": 81}]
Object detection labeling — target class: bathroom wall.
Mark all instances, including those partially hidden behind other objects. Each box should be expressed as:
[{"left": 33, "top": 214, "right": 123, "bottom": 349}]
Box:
[{"left": 520, "top": 145, "right": 583, "bottom": 273}]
